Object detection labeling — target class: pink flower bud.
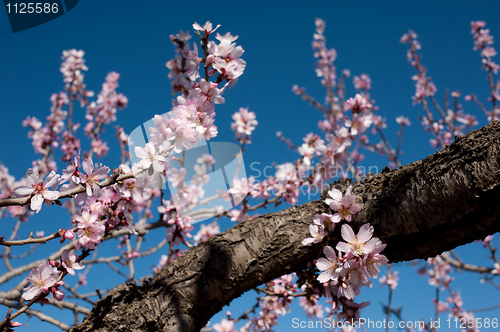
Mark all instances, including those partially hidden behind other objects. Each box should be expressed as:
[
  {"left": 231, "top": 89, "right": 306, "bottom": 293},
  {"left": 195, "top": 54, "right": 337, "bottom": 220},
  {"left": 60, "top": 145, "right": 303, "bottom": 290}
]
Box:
[
  {"left": 9, "top": 320, "right": 22, "bottom": 327},
  {"left": 51, "top": 287, "right": 65, "bottom": 301},
  {"left": 206, "top": 54, "right": 215, "bottom": 66},
  {"left": 63, "top": 229, "right": 75, "bottom": 240},
  {"left": 49, "top": 260, "right": 59, "bottom": 267}
]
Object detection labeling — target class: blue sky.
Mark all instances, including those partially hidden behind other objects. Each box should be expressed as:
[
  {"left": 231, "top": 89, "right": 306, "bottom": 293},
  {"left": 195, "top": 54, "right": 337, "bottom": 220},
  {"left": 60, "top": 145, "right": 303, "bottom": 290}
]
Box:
[{"left": 1, "top": 1, "right": 500, "bottom": 331}]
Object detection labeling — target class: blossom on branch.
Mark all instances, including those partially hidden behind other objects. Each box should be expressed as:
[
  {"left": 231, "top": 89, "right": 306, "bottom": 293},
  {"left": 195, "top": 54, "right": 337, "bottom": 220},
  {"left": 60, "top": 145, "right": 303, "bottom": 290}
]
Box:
[
  {"left": 13, "top": 169, "right": 61, "bottom": 213},
  {"left": 231, "top": 107, "right": 258, "bottom": 144},
  {"left": 336, "top": 223, "right": 386, "bottom": 257},
  {"left": 135, "top": 142, "right": 169, "bottom": 176},
  {"left": 79, "top": 157, "right": 109, "bottom": 197},
  {"left": 324, "top": 186, "right": 360, "bottom": 222},
  {"left": 193, "top": 21, "right": 221, "bottom": 35},
  {"left": 61, "top": 249, "right": 85, "bottom": 276},
  {"left": 22, "top": 263, "right": 58, "bottom": 301}
]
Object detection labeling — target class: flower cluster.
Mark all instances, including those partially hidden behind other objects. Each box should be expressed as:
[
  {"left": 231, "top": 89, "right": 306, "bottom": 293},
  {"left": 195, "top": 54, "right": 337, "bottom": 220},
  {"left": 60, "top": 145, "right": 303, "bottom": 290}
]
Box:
[
  {"left": 23, "top": 92, "right": 68, "bottom": 157},
  {"left": 22, "top": 263, "right": 64, "bottom": 302},
  {"left": 471, "top": 20, "right": 499, "bottom": 74},
  {"left": 303, "top": 186, "right": 359, "bottom": 245},
  {"left": 230, "top": 107, "right": 258, "bottom": 145},
  {"left": 400, "top": 30, "right": 437, "bottom": 104},
  {"left": 166, "top": 29, "right": 201, "bottom": 94},
  {"left": 417, "top": 256, "right": 481, "bottom": 332},
  {"left": 312, "top": 18, "right": 337, "bottom": 89},
  {"left": 469, "top": 21, "right": 500, "bottom": 122},
  {"left": 209, "top": 32, "right": 246, "bottom": 81},
  {"left": 316, "top": 224, "right": 387, "bottom": 298},
  {"left": 379, "top": 269, "right": 399, "bottom": 290},
  {"left": 302, "top": 185, "right": 387, "bottom": 323},
  {"left": 167, "top": 21, "right": 245, "bottom": 95},
  {"left": 236, "top": 274, "right": 297, "bottom": 332},
  {"left": 353, "top": 74, "right": 372, "bottom": 90},
  {"left": 13, "top": 169, "right": 61, "bottom": 213},
  {"left": 401, "top": 31, "right": 481, "bottom": 149},
  {"left": 60, "top": 49, "right": 88, "bottom": 94},
  {"left": 84, "top": 71, "right": 128, "bottom": 157}
]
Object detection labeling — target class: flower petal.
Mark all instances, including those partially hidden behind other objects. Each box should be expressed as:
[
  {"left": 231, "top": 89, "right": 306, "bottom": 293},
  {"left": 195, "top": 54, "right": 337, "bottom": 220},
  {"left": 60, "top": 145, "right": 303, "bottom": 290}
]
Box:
[
  {"left": 43, "top": 190, "right": 60, "bottom": 201},
  {"left": 82, "top": 158, "right": 94, "bottom": 175},
  {"left": 14, "top": 186, "right": 34, "bottom": 196},
  {"left": 341, "top": 224, "right": 355, "bottom": 242},
  {"left": 30, "top": 194, "right": 44, "bottom": 212},
  {"left": 357, "top": 224, "right": 374, "bottom": 243}
]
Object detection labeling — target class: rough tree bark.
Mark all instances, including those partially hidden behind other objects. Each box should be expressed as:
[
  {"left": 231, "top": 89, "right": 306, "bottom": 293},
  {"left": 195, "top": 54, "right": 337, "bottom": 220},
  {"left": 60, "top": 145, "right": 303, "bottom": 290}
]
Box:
[{"left": 71, "top": 120, "right": 500, "bottom": 332}]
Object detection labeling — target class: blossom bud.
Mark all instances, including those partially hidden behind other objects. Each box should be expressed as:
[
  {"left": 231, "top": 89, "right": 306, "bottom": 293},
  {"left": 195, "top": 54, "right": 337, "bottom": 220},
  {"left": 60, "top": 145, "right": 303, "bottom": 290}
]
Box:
[
  {"left": 63, "top": 229, "right": 75, "bottom": 240},
  {"left": 49, "top": 260, "right": 59, "bottom": 268},
  {"left": 51, "top": 287, "right": 65, "bottom": 301},
  {"left": 9, "top": 320, "right": 22, "bottom": 328},
  {"left": 206, "top": 54, "right": 215, "bottom": 66}
]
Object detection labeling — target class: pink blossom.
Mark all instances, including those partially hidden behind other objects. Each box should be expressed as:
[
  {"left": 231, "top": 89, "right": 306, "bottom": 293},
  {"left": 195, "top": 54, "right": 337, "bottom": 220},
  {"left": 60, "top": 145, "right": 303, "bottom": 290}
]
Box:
[
  {"left": 302, "top": 224, "right": 327, "bottom": 246},
  {"left": 167, "top": 167, "right": 186, "bottom": 188},
  {"left": 231, "top": 107, "right": 257, "bottom": 144},
  {"left": 22, "top": 263, "right": 58, "bottom": 300},
  {"left": 344, "top": 94, "right": 372, "bottom": 113},
  {"left": 75, "top": 210, "right": 105, "bottom": 250},
  {"left": 228, "top": 177, "right": 254, "bottom": 200},
  {"left": 275, "top": 163, "right": 297, "bottom": 182},
  {"left": 188, "top": 79, "right": 225, "bottom": 113},
  {"left": 22, "top": 116, "right": 42, "bottom": 130},
  {"left": 298, "top": 296, "right": 324, "bottom": 319},
  {"left": 61, "top": 249, "right": 85, "bottom": 276},
  {"left": 298, "top": 143, "right": 315, "bottom": 166},
  {"left": 78, "top": 273, "right": 87, "bottom": 286},
  {"left": 6, "top": 320, "right": 22, "bottom": 331},
  {"left": 193, "top": 221, "right": 220, "bottom": 244},
  {"left": 313, "top": 213, "right": 339, "bottom": 232},
  {"left": 79, "top": 157, "right": 109, "bottom": 197},
  {"left": 165, "top": 116, "right": 198, "bottom": 153},
  {"left": 193, "top": 21, "right": 221, "bottom": 35},
  {"left": 135, "top": 142, "right": 169, "bottom": 176},
  {"left": 345, "top": 113, "right": 373, "bottom": 136},
  {"left": 336, "top": 223, "right": 385, "bottom": 257},
  {"left": 324, "top": 186, "right": 360, "bottom": 222},
  {"left": 363, "top": 252, "right": 389, "bottom": 279},
  {"left": 316, "top": 246, "right": 341, "bottom": 283},
  {"left": 61, "top": 229, "right": 75, "bottom": 240},
  {"left": 479, "top": 234, "right": 494, "bottom": 248},
  {"left": 51, "top": 287, "right": 65, "bottom": 301},
  {"left": 91, "top": 139, "right": 109, "bottom": 157},
  {"left": 210, "top": 32, "right": 246, "bottom": 80},
  {"left": 60, "top": 49, "right": 88, "bottom": 93},
  {"left": 61, "top": 153, "right": 82, "bottom": 184},
  {"left": 379, "top": 270, "right": 399, "bottom": 290},
  {"left": 213, "top": 318, "right": 235, "bottom": 332},
  {"left": 353, "top": 74, "right": 372, "bottom": 90},
  {"left": 14, "top": 169, "right": 61, "bottom": 213},
  {"left": 396, "top": 116, "right": 412, "bottom": 126}
]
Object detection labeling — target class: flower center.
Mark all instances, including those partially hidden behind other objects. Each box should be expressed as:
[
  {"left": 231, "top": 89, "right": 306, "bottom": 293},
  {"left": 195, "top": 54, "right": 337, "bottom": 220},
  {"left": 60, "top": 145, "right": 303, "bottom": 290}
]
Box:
[{"left": 32, "top": 182, "right": 45, "bottom": 195}]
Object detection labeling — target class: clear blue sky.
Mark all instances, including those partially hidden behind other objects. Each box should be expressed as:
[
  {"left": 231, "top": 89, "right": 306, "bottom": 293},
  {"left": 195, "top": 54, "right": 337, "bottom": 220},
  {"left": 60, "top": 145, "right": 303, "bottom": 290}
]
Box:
[{"left": 1, "top": 1, "right": 500, "bottom": 331}]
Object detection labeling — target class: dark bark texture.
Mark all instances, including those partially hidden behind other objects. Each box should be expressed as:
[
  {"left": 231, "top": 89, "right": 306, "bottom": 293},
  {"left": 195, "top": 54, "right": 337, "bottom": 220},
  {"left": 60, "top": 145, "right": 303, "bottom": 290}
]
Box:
[{"left": 71, "top": 121, "right": 500, "bottom": 332}]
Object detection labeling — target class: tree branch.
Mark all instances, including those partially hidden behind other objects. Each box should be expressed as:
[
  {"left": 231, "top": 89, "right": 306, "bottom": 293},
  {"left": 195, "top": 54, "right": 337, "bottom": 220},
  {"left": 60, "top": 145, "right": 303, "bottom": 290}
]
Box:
[{"left": 70, "top": 121, "right": 500, "bottom": 332}]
